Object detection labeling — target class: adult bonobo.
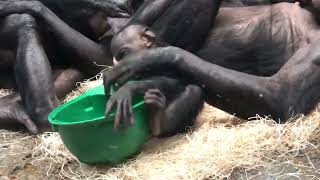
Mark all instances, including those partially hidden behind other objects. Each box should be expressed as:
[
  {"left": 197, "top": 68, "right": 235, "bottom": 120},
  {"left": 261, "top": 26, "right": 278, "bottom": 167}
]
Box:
[
  {"left": 111, "top": 0, "right": 219, "bottom": 62},
  {"left": 106, "top": 0, "right": 308, "bottom": 136},
  {"left": 104, "top": 0, "right": 221, "bottom": 137},
  {"left": 0, "top": 0, "right": 136, "bottom": 133},
  {"left": 104, "top": 2, "right": 320, "bottom": 131},
  {"left": 106, "top": 0, "right": 314, "bottom": 136}
]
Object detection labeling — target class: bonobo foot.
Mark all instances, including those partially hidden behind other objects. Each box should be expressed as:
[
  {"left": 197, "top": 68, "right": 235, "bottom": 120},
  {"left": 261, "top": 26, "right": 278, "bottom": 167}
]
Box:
[
  {"left": 0, "top": 94, "right": 38, "bottom": 134},
  {"left": 144, "top": 89, "right": 166, "bottom": 109},
  {"left": 144, "top": 89, "right": 167, "bottom": 136}
]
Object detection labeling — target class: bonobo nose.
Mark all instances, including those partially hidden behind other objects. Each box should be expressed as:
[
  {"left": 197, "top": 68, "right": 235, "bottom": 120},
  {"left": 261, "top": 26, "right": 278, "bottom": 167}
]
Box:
[{"left": 113, "top": 57, "right": 119, "bottom": 65}]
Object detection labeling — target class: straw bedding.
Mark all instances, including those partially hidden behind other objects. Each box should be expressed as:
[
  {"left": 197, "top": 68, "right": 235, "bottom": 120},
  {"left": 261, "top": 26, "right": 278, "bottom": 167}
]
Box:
[{"left": 0, "top": 75, "right": 319, "bottom": 179}]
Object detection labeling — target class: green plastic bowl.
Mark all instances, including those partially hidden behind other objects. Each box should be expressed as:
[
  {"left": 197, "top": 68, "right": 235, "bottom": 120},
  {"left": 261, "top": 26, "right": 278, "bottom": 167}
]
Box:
[{"left": 48, "top": 85, "right": 150, "bottom": 164}]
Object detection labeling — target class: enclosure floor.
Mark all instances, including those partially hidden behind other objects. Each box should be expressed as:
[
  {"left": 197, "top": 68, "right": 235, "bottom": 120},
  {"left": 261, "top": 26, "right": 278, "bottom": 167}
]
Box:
[{"left": 0, "top": 104, "right": 319, "bottom": 180}]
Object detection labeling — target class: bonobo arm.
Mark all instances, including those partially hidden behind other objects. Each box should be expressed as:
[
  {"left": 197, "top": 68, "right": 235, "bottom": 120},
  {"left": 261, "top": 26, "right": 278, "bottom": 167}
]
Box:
[
  {"left": 60, "top": 0, "right": 133, "bottom": 16},
  {"left": 103, "top": 47, "right": 284, "bottom": 120},
  {"left": 0, "top": 1, "right": 113, "bottom": 73},
  {"left": 2, "top": 0, "right": 132, "bottom": 17},
  {"left": 128, "top": 0, "right": 174, "bottom": 26}
]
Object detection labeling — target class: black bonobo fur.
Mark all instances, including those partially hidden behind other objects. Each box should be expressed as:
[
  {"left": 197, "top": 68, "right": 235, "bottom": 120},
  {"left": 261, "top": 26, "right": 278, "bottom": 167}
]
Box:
[
  {"left": 104, "top": 1, "right": 320, "bottom": 136},
  {"left": 0, "top": 0, "right": 137, "bottom": 133},
  {"left": 106, "top": 0, "right": 221, "bottom": 137}
]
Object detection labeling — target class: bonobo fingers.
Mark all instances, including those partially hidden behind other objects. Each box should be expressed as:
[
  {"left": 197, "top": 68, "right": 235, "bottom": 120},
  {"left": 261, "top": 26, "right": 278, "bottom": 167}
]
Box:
[
  {"left": 103, "top": 66, "right": 128, "bottom": 95},
  {"left": 105, "top": 97, "right": 116, "bottom": 117},
  {"left": 103, "top": 48, "right": 176, "bottom": 93},
  {"left": 15, "top": 109, "right": 39, "bottom": 134},
  {"left": 123, "top": 99, "right": 129, "bottom": 126},
  {"left": 105, "top": 87, "right": 135, "bottom": 129},
  {"left": 146, "top": 89, "right": 166, "bottom": 99},
  {"left": 144, "top": 89, "right": 166, "bottom": 109},
  {"left": 128, "top": 97, "right": 134, "bottom": 125},
  {"left": 103, "top": 58, "right": 142, "bottom": 92},
  {"left": 114, "top": 100, "right": 123, "bottom": 129},
  {"left": 123, "top": 99, "right": 133, "bottom": 127}
]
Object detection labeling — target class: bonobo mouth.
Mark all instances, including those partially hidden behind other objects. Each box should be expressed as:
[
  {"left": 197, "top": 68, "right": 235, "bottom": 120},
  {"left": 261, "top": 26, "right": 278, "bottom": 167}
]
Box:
[{"left": 113, "top": 57, "right": 119, "bottom": 65}]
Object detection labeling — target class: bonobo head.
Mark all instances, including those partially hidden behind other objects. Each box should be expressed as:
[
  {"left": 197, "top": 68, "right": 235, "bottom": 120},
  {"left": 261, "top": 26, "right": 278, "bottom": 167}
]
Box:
[
  {"left": 111, "top": 24, "right": 164, "bottom": 65},
  {"left": 51, "top": 0, "right": 136, "bottom": 41}
]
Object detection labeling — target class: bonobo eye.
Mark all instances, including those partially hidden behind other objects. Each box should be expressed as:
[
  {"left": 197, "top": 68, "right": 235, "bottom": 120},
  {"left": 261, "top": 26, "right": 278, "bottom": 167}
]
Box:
[{"left": 115, "top": 47, "right": 130, "bottom": 60}]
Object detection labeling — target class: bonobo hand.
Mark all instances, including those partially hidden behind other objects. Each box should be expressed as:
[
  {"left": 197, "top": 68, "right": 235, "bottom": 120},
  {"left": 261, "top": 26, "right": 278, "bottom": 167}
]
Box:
[
  {"left": 103, "top": 47, "right": 179, "bottom": 94},
  {"left": 105, "top": 86, "right": 134, "bottom": 129}
]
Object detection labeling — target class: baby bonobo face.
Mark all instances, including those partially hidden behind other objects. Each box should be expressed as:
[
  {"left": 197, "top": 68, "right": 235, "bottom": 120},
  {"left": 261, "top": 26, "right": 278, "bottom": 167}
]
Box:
[{"left": 111, "top": 24, "right": 156, "bottom": 65}]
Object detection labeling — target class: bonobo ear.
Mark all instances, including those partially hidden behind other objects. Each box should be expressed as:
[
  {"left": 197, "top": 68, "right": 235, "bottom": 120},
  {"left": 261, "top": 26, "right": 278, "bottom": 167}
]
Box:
[{"left": 142, "top": 27, "right": 156, "bottom": 48}]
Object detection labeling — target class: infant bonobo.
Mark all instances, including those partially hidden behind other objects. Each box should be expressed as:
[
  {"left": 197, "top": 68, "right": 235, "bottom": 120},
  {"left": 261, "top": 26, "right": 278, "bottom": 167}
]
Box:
[
  {"left": 105, "top": 0, "right": 220, "bottom": 137},
  {"left": 105, "top": 76, "right": 204, "bottom": 137}
]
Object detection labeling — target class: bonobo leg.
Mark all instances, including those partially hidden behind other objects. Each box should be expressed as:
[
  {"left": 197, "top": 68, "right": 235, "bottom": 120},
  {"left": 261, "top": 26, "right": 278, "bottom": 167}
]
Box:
[
  {"left": 147, "top": 85, "right": 204, "bottom": 137},
  {"left": 0, "top": 1, "right": 114, "bottom": 74},
  {"left": 0, "top": 68, "right": 84, "bottom": 133},
  {"left": 15, "top": 14, "right": 59, "bottom": 129},
  {"left": 104, "top": 77, "right": 204, "bottom": 136},
  {"left": 103, "top": 42, "right": 320, "bottom": 122}
]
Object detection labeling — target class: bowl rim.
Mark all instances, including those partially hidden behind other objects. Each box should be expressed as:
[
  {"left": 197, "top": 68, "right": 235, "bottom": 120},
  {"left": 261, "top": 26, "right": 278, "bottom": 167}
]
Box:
[{"left": 48, "top": 94, "right": 145, "bottom": 126}]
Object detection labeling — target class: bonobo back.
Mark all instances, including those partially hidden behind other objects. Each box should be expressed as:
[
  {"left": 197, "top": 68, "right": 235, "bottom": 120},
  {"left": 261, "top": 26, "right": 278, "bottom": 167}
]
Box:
[{"left": 150, "top": 0, "right": 220, "bottom": 52}]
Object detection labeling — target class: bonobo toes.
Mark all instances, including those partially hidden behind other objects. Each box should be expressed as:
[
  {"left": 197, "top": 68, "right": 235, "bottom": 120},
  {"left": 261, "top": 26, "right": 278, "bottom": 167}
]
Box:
[
  {"left": 0, "top": 94, "right": 38, "bottom": 134},
  {"left": 144, "top": 89, "right": 166, "bottom": 109},
  {"left": 34, "top": 113, "right": 51, "bottom": 132},
  {"left": 31, "top": 100, "right": 59, "bottom": 132},
  {"left": 144, "top": 89, "right": 167, "bottom": 136}
]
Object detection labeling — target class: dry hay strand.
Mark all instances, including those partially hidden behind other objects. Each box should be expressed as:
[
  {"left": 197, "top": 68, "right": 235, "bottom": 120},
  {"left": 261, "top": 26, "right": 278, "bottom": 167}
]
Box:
[
  {"left": 62, "top": 73, "right": 103, "bottom": 103},
  {"left": 0, "top": 89, "right": 13, "bottom": 98},
  {"left": 0, "top": 130, "right": 37, "bottom": 175},
  {"left": 32, "top": 113, "right": 319, "bottom": 180},
  {"left": 32, "top": 79, "right": 320, "bottom": 179},
  {"left": 1, "top": 79, "right": 320, "bottom": 179}
]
